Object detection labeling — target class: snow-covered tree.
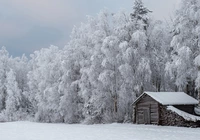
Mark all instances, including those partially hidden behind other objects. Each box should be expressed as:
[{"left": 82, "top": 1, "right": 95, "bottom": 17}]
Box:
[
  {"left": 2, "top": 69, "right": 23, "bottom": 121},
  {"left": 131, "top": 0, "right": 151, "bottom": 31},
  {"left": 117, "top": 0, "right": 152, "bottom": 97},
  {"left": 0, "top": 47, "right": 9, "bottom": 112},
  {"left": 81, "top": 10, "right": 113, "bottom": 123},
  {"left": 28, "top": 46, "right": 63, "bottom": 122},
  {"left": 167, "top": 0, "right": 200, "bottom": 97},
  {"left": 148, "top": 20, "right": 172, "bottom": 92},
  {"left": 59, "top": 47, "right": 83, "bottom": 123}
]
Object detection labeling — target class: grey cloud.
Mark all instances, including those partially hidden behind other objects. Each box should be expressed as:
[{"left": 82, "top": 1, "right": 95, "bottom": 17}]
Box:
[
  {"left": 2, "top": 26, "right": 64, "bottom": 57},
  {"left": 0, "top": 0, "right": 180, "bottom": 57}
]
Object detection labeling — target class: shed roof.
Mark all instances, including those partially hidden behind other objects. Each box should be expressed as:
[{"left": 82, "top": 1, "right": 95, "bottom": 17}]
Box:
[{"left": 133, "top": 92, "right": 199, "bottom": 105}]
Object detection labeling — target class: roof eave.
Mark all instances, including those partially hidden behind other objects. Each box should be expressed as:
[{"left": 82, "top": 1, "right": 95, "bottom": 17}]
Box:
[
  {"left": 132, "top": 92, "right": 146, "bottom": 106},
  {"left": 162, "top": 103, "right": 199, "bottom": 106}
]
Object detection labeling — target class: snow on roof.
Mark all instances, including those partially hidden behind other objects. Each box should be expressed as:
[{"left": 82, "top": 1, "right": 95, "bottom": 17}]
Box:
[
  {"left": 145, "top": 92, "right": 199, "bottom": 105},
  {"left": 167, "top": 106, "right": 200, "bottom": 122},
  {"left": 134, "top": 92, "right": 199, "bottom": 105}
]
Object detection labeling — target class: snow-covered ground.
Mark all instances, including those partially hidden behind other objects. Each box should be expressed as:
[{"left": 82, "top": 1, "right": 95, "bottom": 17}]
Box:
[{"left": 1, "top": 121, "right": 200, "bottom": 140}]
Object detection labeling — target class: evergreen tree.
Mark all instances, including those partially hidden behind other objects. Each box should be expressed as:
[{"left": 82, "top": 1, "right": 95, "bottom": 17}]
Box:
[{"left": 131, "top": 0, "right": 152, "bottom": 30}]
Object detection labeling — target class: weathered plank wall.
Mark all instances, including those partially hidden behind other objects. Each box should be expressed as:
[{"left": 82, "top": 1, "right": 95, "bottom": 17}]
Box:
[{"left": 135, "top": 95, "right": 159, "bottom": 125}]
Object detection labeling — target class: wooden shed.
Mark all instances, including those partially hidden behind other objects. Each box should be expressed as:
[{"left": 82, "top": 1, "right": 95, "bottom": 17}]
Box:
[{"left": 133, "top": 92, "right": 200, "bottom": 127}]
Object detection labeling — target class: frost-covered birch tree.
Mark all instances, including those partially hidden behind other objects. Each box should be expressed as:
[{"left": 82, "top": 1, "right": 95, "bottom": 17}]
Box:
[
  {"left": 28, "top": 46, "right": 63, "bottom": 122},
  {"left": 0, "top": 47, "right": 9, "bottom": 112},
  {"left": 2, "top": 69, "right": 23, "bottom": 121},
  {"left": 117, "top": 0, "right": 152, "bottom": 97},
  {"left": 166, "top": 0, "right": 200, "bottom": 97}
]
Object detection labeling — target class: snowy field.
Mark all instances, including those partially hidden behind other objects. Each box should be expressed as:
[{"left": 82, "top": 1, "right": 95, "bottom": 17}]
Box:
[{"left": 1, "top": 121, "right": 200, "bottom": 140}]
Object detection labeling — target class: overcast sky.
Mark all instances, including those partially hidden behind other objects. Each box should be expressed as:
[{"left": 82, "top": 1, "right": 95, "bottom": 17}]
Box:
[{"left": 0, "top": 0, "right": 180, "bottom": 57}]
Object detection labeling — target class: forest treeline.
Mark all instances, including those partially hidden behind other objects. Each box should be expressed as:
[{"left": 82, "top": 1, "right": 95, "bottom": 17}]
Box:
[{"left": 0, "top": 0, "right": 200, "bottom": 124}]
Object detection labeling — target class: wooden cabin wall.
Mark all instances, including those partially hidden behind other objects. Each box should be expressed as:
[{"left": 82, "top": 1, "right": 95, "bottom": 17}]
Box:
[{"left": 135, "top": 95, "right": 159, "bottom": 125}]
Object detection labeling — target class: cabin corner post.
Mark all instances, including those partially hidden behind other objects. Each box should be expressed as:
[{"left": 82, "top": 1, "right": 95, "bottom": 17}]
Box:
[
  {"left": 132, "top": 105, "right": 136, "bottom": 123},
  {"left": 158, "top": 103, "right": 160, "bottom": 125}
]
